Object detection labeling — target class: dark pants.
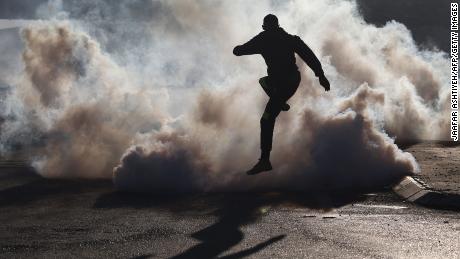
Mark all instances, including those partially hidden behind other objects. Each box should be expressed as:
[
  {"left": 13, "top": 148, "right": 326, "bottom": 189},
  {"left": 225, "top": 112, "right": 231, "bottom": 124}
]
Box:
[{"left": 259, "top": 71, "right": 301, "bottom": 158}]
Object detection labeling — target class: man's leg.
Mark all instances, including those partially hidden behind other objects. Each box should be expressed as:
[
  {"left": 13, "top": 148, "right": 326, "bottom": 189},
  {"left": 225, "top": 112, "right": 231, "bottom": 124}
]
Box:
[
  {"left": 247, "top": 72, "right": 301, "bottom": 175},
  {"left": 259, "top": 77, "right": 290, "bottom": 111},
  {"left": 246, "top": 99, "right": 282, "bottom": 175},
  {"left": 260, "top": 99, "right": 283, "bottom": 159}
]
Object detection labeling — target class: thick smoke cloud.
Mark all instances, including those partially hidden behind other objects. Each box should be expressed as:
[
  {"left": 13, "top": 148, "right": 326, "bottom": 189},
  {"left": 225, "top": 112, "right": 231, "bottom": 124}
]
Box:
[
  {"left": 0, "top": 0, "right": 449, "bottom": 192},
  {"left": 2, "top": 21, "right": 168, "bottom": 178}
]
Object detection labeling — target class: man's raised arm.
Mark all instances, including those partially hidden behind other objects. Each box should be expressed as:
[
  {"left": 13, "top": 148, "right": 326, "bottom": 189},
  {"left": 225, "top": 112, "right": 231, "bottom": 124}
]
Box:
[
  {"left": 292, "top": 36, "right": 324, "bottom": 76},
  {"left": 293, "top": 36, "right": 330, "bottom": 91},
  {"left": 233, "top": 35, "right": 262, "bottom": 56}
]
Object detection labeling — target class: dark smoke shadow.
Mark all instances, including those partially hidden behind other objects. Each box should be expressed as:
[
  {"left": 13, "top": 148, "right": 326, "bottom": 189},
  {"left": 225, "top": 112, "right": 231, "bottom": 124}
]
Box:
[
  {"left": 415, "top": 192, "right": 460, "bottom": 212},
  {"left": 130, "top": 255, "right": 155, "bottom": 259},
  {"left": 0, "top": 166, "right": 37, "bottom": 182},
  {"left": 93, "top": 191, "right": 196, "bottom": 209},
  {"left": 396, "top": 140, "right": 460, "bottom": 150},
  {"left": 0, "top": 168, "right": 112, "bottom": 208},
  {"left": 95, "top": 191, "right": 366, "bottom": 259},
  {"left": 395, "top": 139, "right": 423, "bottom": 150},
  {"left": 435, "top": 141, "right": 460, "bottom": 148}
]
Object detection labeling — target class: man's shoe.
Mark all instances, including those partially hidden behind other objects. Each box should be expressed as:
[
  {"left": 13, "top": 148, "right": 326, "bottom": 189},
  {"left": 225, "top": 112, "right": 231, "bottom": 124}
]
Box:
[
  {"left": 246, "top": 159, "right": 273, "bottom": 175},
  {"left": 281, "top": 103, "right": 290, "bottom": 111}
]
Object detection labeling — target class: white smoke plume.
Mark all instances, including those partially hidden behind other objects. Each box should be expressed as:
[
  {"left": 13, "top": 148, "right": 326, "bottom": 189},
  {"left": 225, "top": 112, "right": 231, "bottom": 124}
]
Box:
[{"left": 0, "top": 0, "right": 449, "bottom": 192}]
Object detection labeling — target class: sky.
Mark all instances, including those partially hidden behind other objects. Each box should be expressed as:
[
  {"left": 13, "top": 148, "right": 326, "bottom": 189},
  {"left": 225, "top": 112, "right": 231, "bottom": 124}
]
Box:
[
  {"left": 356, "top": 0, "right": 451, "bottom": 52},
  {"left": 0, "top": 0, "right": 451, "bottom": 52}
]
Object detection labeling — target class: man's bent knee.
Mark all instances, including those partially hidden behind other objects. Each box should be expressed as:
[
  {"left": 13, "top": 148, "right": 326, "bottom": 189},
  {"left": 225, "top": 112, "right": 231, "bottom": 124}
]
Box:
[
  {"left": 262, "top": 111, "right": 271, "bottom": 120},
  {"left": 259, "top": 77, "right": 269, "bottom": 89},
  {"left": 262, "top": 111, "right": 275, "bottom": 121}
]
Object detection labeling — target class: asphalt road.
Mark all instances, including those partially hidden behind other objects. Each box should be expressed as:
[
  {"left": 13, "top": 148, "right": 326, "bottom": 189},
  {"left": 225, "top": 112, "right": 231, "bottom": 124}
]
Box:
[{"left": 0, "top": 143, "right": 459, "bottom": 259}]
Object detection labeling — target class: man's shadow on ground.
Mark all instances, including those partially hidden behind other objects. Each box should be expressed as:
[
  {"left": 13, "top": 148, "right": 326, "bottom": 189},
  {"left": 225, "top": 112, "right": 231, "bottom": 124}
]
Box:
[{"left": 94, "top": 191, "right": 367, "bottom": 259}]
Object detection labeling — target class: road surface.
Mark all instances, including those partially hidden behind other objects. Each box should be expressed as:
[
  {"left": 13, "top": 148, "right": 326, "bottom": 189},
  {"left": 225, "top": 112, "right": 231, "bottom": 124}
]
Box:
[{"left": 0, "top": 142, "right": 459, "bottom": 258}]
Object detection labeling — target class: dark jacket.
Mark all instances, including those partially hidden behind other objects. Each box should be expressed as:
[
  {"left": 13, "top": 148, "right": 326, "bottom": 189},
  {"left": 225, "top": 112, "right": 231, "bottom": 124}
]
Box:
[{"left": 233, "top": 28, "right": 324, "bottom": 78}]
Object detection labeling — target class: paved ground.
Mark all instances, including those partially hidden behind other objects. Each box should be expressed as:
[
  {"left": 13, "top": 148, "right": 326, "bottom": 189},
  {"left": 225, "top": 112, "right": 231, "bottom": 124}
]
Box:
[
  {"left": 0, "top": 142, "right": 459, "bottom": 259},
  {"left": 405, "top": 142, "right": 460, "bottom": 195}
]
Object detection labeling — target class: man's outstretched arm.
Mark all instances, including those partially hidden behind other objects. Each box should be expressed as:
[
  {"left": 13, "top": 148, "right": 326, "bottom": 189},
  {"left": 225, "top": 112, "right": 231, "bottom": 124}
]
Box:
[
  {"left": 293, "top": 36, "right": 330, "bottom": 91},
  {"left": 233, "top": 35, "right": 262, "bottom": 56}
]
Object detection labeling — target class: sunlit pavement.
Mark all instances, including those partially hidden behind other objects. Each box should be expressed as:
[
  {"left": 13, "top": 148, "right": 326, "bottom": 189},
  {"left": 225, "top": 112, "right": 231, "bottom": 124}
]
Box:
[{"left": 0, "top": 142, "right": 459, "bottom": 259}]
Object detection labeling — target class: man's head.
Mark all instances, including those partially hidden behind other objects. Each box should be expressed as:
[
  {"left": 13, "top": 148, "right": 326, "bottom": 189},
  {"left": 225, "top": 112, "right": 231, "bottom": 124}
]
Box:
[{"left": 262, "top": 14, "right": 279, "bottom": 31}]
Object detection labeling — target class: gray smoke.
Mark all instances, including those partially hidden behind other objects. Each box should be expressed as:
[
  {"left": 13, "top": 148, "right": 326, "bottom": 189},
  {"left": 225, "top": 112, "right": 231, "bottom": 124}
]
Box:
[{"left": 0, "top": 0, "right": 449, "bottom": 192}]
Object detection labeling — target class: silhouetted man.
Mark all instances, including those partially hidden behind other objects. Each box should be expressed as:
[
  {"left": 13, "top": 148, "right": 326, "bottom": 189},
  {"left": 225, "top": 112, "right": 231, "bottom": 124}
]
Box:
[{"left": 233, "top": 14, "right": 330, "bottom": 175}]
